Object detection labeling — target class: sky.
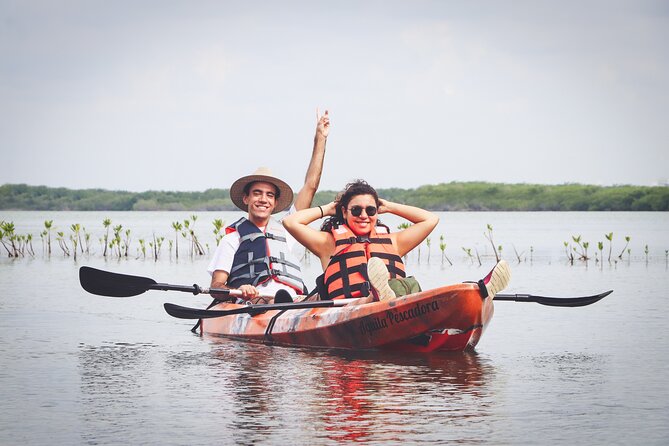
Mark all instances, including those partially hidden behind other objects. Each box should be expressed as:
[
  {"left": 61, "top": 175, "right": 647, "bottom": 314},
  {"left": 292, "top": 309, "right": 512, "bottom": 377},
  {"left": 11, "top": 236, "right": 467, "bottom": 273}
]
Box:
[{"left": 1, "top": 0, "right": 668, "bottom": 192}]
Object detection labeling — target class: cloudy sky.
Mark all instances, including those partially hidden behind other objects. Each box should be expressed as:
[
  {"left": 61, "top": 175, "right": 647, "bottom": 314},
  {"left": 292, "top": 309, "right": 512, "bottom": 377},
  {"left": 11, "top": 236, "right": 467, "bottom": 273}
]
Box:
[{"left": 2, "top": 0, "right": 668, "bottom": 192}]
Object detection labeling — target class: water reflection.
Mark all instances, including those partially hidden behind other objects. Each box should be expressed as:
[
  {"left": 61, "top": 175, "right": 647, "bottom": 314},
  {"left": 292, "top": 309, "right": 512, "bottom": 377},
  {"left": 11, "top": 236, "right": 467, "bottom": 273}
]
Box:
[
  {"left": 315, "top": 349, "right": 494, "bottom": 443},
  {"left": 204, "top": 338, "right": 496, "bottom": 444},
  {"left": 78, "top": 342, "right": 159, "bottom": 444}
]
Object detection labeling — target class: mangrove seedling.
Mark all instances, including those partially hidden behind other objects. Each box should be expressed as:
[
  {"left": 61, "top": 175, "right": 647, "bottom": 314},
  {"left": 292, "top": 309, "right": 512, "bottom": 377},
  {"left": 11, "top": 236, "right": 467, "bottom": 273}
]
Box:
[
  {"left": 171, "top": 221, "right": 183, "bottom": 259},
  {"left": 123, "top": 229, "right": 131, "bottom": 257},
  {"left": 618, "top": 236, "right": 631, "bottom": 260},
  {"left": 0, "top": 221, "right": 20, "bottom": 257},
  {"left": 25, "top": 234, "right": 35, "bottom": 257},
  {"left": 212, "top": 218, "right": 225, "bottom": 246},
  {"left": 44, "top": 220, "right": 53, "bottom": 255},
  {"left": 462, "top": 247, "right": 474, "bottom": 265},
  {"left": 484, "top": 224, "right": 500, "bottom": 262},
  {"left": 112, "top": 225, "right": 123, "bottom": 258},
  {"left": 183, "top": 216, "right": 205, "bottom": 257},
  {"left": 56, "top": 231, "right": 70, "bottom": 256},
  {"left": 571, "top": 235, "right": 589, "bottom": 261},
  {"left": 439, "top": 235, "right": 452, "bottom": 265},
  {"left": 563, "top": 241, "right": 574, "bottom": 264},
  {"left": 605, "top": 232, "right": 613, "bottom": 262},
  {"left": 0, "top": 221, "right": 13, "bottom": 257},
  {"left": 70, "top": 224, "right": 84, "bottom": 255},
  {"left": 69, "top": 233, "right": 78, "bottom": 261},
  {"left": 102, "top": 218, "right": 111, "bottom": 257},
  {"left": 645, "top": 244, "right": 649, "bottom": 263}
]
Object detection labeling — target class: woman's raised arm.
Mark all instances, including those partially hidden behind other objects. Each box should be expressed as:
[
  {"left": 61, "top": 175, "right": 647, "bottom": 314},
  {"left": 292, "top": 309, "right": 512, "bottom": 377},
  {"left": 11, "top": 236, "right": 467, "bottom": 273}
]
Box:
[
  {"left": 282, "top": 202, "right": 337, "bottom": 260},
  {"left": 379, "top": 199, "right": 439, "bottom": 257}
]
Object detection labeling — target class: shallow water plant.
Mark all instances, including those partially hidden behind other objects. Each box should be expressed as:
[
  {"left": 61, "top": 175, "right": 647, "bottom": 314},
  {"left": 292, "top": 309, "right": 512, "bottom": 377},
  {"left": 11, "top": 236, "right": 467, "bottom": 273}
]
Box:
[
  {"left": 618, "top": 236, "right": 631, "bottom": 260},
  {"left": 102, "top": 218, "right": 111, "bottom": 257},
  {"left": 572, "top": 235, "right": 590, "bottom": 261},
  {"left": 212, "top": 219, "right": 225, "bottom": 246},
  {"left": 44, "top": 220, "right": 53, "bottom": 255},
  {"left": 462, "top": 247, "right": 474, "bottom": 265},
  {"left": 171, "top": 221, "right": 182, "bottom": 259},
  {"left": 56, "top": 231, "right": 70, "bottom": 256},
  {"left": 605, "top": 232, "right": 613, "bottom": 263},
  {"left": 484, "top": 224, "right": 500, "bottom": 262}
]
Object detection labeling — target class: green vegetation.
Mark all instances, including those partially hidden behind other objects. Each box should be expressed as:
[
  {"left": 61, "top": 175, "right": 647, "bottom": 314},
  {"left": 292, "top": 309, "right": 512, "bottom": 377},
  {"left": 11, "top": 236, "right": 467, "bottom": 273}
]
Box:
[
  {"left": 2, "top": 182, "right": 669, "bottom": 211},
  {"left": 0, "top": 184, "right": 234, "bottom": 211}
]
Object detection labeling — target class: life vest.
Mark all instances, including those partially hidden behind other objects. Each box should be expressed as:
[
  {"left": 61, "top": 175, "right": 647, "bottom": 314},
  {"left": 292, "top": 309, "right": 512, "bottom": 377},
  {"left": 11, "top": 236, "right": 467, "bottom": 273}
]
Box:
[
  {"left": 226, "top": 217, "right": 306, "bottom": 294},
  {"left": 323, "top": 223, "right": 406, "bottom": 299}
]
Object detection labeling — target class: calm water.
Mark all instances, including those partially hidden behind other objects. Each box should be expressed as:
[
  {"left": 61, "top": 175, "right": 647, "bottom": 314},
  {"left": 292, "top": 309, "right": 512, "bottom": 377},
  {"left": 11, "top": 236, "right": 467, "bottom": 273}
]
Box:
[{"left": 1, "top": 211, "right": 668, "bottom": 445}]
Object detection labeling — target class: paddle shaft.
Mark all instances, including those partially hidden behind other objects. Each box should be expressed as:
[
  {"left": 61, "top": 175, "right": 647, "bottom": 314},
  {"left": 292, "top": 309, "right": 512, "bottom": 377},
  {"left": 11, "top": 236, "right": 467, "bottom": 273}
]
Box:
[
  {"left": 150, "top": 282, "right": 267, "bottom": 298},
  {"left": 165, "top": 298, "right": 359, "bottom": 319}
]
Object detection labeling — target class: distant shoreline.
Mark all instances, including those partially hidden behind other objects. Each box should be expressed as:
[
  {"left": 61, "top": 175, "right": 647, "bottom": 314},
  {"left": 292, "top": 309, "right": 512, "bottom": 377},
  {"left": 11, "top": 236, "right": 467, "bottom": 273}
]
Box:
[{"left": 2, "top": 183, "right": 668, "bottom": 212}]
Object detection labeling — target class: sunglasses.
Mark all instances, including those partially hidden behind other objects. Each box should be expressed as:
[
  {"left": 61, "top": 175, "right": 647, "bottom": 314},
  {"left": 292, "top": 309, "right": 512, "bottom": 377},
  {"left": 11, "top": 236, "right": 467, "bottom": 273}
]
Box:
[{"left": 348, "top": 205, "right": 378, "bottom": 217}]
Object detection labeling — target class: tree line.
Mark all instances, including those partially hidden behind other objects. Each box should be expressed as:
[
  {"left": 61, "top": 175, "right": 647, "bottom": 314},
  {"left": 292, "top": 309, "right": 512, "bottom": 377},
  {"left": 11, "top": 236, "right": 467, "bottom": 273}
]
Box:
[{"left": 2, "top": 182, "right": 668, "bottom": 211}]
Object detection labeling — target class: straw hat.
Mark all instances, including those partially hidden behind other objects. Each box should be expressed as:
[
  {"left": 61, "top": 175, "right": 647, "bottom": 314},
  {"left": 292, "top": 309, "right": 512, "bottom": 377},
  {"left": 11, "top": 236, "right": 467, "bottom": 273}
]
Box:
[{"left": 229, "top": 167, "right": 294, "bottom": 214}]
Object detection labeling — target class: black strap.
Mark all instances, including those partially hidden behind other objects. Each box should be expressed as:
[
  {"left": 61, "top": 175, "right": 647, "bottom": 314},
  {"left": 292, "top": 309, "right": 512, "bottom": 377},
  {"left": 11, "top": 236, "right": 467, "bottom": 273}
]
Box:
[
  {"left": 335, "top": 236, "right": 393, "bottom": 246},
  {"left": 327, "top": 282, "right": 370, "bottom": 299},
  {"left": 190, "top": 297, "right": 227, "bottom": 333},
  {"left": 264, "top": 310, "right": 287, "bottom": 342}
]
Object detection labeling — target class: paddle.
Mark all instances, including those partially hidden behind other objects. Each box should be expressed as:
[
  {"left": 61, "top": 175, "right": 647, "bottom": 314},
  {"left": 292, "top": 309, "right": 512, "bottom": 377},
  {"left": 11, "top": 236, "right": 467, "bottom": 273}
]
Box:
[
  {"left": 494, "top": 290, "right": 613, "bottom": 307},
  {"left": 79, "top": 266, "right": 273, "bottom": 299}
]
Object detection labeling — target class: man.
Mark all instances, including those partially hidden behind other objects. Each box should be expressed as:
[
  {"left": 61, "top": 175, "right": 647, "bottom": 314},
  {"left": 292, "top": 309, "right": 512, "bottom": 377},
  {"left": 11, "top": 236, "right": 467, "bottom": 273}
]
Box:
[{"left": 207, "top": 111, "right": 330, "bottom": 302}]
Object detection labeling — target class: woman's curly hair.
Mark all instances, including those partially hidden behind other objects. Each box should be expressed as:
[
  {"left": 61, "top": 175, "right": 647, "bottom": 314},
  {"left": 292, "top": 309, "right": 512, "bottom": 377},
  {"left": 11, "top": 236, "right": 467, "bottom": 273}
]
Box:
[{"left": 321, "top": 180, "right": 380, "bottom": 232}]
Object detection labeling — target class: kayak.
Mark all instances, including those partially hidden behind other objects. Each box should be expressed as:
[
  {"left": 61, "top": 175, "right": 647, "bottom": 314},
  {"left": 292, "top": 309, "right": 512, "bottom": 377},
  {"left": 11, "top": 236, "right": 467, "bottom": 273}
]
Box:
[{"left": 199, "top": 282, "right": 494, "bottom": 352}]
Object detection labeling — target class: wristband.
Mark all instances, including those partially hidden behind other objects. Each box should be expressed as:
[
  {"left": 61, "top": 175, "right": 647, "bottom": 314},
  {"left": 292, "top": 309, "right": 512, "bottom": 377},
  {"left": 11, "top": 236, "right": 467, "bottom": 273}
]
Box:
[{"left": 318, "top": 206, "right": 324, "bottom": 218}]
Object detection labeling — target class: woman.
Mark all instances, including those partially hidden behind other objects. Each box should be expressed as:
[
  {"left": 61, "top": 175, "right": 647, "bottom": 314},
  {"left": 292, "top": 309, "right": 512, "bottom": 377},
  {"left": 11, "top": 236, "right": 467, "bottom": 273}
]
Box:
[{"left": 282, "top": 180, "right": 439, "bottom": 302}]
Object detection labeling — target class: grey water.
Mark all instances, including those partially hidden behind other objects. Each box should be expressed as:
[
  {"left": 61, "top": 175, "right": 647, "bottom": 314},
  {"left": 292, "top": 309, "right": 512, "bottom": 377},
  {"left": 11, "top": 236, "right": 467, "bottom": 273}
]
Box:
[{"left": 1, "top": 211, "right": 668, "bottom": 445}]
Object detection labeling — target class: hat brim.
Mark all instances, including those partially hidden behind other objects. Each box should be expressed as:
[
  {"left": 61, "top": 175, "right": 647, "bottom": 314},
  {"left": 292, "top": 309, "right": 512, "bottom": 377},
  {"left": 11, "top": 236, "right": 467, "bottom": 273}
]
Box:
[{"left": 229, "top": 174, "right": 294, "bottom": 214}]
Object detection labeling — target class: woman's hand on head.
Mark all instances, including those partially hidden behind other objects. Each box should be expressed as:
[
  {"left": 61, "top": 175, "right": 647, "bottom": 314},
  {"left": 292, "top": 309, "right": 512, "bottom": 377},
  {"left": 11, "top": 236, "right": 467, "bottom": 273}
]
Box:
[
  {"left": 323, "top": 201, "right": 338, "bottom": 216},
  {"left": 378, "top": 198, "right": 392, "bottom": 214}
]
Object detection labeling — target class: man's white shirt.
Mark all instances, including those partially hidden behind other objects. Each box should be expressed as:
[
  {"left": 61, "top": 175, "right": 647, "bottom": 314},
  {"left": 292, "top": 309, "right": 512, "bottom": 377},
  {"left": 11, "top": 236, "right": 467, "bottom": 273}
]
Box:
[{"left": 207, "top": 208, "right": 302, "bottom": 297}]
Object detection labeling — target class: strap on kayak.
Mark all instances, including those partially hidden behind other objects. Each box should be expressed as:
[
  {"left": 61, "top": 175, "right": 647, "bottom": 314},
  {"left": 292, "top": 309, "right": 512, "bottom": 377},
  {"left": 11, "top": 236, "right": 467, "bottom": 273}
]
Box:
[
  {"left": 264, "top": 310, "right": 287, "bottom": 342},
  {"left": 463, "top": 280, "right": 489, "bottom": 299},
  {"left": 190, "top": 296, "right": 236, "bottom": 333}
]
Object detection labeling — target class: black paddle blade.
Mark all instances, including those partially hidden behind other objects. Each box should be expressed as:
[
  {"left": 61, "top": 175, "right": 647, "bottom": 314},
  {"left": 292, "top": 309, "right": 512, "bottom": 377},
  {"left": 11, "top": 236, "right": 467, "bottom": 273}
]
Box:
[
  {"left": 79, "top": 266, "right": 157, "bottom": 297},
  {"left": 494, "top": 290, "right": 613, "bottom": 307},
  {"left": 164, "top": 303, "right": 230, "bottom": 319}
]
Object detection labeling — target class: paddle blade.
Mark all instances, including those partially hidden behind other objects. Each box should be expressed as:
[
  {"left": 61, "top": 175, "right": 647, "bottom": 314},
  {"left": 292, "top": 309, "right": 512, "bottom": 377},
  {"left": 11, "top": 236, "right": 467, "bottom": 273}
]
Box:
[
  {"left": 79, "top": 266, "right": 157, "bottom": 297},
  {"left": 164, "top": 303, "right": 225, "bottom": 319},
  {"left": 494, "top": 290, "right": 613, "bottom": 307}
]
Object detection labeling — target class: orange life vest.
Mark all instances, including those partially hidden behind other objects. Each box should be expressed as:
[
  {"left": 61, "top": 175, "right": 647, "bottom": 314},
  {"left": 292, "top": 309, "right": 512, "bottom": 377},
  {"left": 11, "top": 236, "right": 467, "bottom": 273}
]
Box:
[{"left": 324, "top": 224, "right": 406, "bottom": 299}]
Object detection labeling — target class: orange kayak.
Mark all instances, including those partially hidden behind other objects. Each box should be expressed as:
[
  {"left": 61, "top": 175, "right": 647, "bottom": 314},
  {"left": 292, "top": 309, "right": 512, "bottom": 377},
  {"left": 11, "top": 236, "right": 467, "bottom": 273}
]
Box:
[{"left": 199, "top": 282, "right": 494, "bottom": 352}]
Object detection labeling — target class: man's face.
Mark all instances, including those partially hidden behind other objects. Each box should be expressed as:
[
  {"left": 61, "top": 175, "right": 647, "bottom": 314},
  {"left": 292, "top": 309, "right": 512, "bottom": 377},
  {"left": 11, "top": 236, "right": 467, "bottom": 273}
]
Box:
[{"left": 243, "top": 181, "right": 278, "bottom": 224}]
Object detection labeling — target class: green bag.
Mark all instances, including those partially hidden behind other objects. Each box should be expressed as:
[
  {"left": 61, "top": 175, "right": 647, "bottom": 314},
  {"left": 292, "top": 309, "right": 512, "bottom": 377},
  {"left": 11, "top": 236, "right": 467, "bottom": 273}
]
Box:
[{"left": 388, "top": 276, "right": 422, "bottom": 297}]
